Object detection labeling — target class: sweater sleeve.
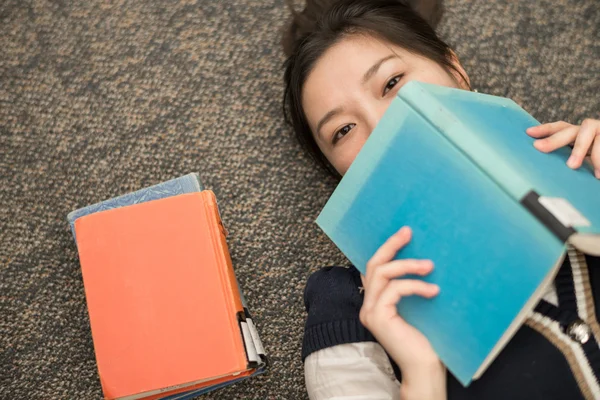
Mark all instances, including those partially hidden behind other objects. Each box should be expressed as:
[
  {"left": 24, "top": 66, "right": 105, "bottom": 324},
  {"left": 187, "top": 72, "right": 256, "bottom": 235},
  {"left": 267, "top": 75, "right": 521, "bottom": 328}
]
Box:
[{"left": 302, "top": 266, "right": 377, "bottom": 362}]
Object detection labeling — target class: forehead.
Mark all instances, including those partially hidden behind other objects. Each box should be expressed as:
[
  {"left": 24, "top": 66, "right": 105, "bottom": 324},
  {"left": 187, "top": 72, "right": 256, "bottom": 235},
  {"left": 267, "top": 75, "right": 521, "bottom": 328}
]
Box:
[
  {"left": 301, "top": 35, "right": 405, "bottom": 125},
  {"left": 303, "top": 35, "right": 400, "bottom": 95}
]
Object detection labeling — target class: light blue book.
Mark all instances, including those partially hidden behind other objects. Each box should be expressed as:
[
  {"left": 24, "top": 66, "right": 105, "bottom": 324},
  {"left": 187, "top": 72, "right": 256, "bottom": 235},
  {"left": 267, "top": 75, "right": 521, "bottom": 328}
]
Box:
[
  {"left": 316, "top": 81, "right": 600, "bottom": 386},
  {"left": 67, "top": 173, "right": 203, "bottom": 244}
]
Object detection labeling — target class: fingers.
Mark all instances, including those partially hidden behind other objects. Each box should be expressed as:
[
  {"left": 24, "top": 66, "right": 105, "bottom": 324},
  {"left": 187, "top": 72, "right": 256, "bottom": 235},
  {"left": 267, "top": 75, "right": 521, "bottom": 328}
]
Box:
[
  {"left": 533, "top": 125, "right": 578, "bottom": 154},
  {"left": 378, "top": 279, "right": 439, "bottom": 308},
  {"left": 591, "top": 136, "right": 600, "bottom": 179},
  {"left": 360, "top": 279, "right": 439, "bottom": 328},
  {"left": 366, "top": 227, "right": 412, "bottom": 281},
  {"left": 363, "top": 259, "right": 434, "bottom": 310},
  {"left": 567, "top": 119, "right": 599, "bottom": 169},
  {"left": 363, "top": 227, "right": 435, "bottom": 314},
  {"left": 527, "top": 121, "right": 572, "bottom": 138},
  {"left": 530, "top": 119, "right": 600, "bottom": 172}
]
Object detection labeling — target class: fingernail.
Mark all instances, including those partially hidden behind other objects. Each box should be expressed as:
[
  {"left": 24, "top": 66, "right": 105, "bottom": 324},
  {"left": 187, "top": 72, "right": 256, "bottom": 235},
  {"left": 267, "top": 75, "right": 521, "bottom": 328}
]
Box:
[
  {"left": 398, "top": 226, "right": 410, "bottom": 235},
  {"left": 595, "top": 169, "right": 600, "bottom": 179},
  {"left": 431, "top": 284, "right": 440, "bottom": 293},
  {"left": 567, "top": 156, "right": 577, "bottom": 168}
]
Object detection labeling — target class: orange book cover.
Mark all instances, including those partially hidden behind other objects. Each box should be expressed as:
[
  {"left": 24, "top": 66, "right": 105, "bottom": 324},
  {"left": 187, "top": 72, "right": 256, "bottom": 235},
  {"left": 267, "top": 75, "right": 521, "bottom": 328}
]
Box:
[{"left": 75, "top": 191, "right": 249, "bottom": 400}]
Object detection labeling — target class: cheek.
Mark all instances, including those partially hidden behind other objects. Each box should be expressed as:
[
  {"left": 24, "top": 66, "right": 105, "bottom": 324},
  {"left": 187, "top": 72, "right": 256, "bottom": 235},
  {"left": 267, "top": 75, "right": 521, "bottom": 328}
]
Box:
[
  {"left": 435, "top": 69, "right": 461, "bottom": 88},
  {"left": 327, "top": 132, "right": 370, "bottom": 176}
]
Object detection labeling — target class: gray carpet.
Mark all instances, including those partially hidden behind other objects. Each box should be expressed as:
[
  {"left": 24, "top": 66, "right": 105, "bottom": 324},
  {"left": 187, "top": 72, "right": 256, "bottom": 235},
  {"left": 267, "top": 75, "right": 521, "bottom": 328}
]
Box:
[{"left": 1, "top": 0, "right": 599, "bottom": 398}]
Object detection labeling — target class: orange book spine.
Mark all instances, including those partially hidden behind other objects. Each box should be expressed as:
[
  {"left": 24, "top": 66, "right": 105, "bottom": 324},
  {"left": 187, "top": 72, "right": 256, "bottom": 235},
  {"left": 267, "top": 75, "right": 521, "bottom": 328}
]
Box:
[
  {"left": 201, "top": 191, "right": 245, "bottom": 344},
  {"left": 202, "top": 191, "right": 244, "bottom": 313}
]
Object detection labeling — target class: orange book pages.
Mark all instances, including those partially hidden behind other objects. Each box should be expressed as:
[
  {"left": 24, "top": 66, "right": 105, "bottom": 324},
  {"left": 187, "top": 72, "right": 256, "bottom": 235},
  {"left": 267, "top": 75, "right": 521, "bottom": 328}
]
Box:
[
  {"left": 201, "top": 191, "right": 244, "bottom": 315},
  {"left": 75, "top": 192, "right": 247, "bottom": 400},
  {"left": 143, "top": 370, "right": 254, "bottom": 400}
]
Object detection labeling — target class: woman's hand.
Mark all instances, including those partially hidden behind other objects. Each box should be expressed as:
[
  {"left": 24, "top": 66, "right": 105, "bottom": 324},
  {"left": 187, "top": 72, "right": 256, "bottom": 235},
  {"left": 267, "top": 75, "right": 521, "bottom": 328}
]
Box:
[
  {"left": 360, "top": 226, "right": 446, "bottom": 400},
  {"left": 527, "top": 119, "right": 600, "bottom": 178}
]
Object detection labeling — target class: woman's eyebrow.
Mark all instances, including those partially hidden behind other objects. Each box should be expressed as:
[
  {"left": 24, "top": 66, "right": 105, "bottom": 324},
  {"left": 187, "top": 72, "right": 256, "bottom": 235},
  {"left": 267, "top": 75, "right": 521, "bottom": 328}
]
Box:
[
  {"left": 361, "top": 54, "right": 397, "bottom": 85},
  {"left": 316, "top": 106, "right": 344, "bottom": 140}
]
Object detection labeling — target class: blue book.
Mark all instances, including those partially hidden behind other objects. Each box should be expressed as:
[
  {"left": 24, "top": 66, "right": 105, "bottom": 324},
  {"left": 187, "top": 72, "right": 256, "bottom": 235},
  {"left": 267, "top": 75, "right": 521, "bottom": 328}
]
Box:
[
  {"left": 67, "top": 173, "right": 267, "bottom": 398},
  {"left": 316, "top": 82, "right": 600, "bottom": 386},
  {"left": 67, "top": 173, "right": 203, "bottom": 244}
]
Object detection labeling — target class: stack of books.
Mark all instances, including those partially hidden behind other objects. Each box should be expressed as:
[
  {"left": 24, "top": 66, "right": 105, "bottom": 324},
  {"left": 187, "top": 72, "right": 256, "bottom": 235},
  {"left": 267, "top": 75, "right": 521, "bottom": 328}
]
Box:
[{"left": 68, "top": 173, "right": 266, "bottom": 400}]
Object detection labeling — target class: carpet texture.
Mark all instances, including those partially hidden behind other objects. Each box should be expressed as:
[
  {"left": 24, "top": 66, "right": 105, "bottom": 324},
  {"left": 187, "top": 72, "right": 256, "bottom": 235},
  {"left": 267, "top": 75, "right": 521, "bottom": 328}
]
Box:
[{"left": 1, "top": 0, "right": 599, "bottom": 398}]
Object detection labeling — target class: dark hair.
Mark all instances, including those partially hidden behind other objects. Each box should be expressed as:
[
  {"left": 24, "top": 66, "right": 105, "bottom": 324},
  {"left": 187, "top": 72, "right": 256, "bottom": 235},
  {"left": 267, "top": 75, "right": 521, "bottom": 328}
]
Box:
[{"left": 282, "top": 0, "right": 467, "bottom": 178}]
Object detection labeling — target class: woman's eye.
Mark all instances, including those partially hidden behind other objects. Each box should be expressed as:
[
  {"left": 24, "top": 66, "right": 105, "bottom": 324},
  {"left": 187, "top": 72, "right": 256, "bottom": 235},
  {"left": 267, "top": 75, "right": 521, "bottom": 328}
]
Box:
[
  {"left": 333, "top": 123, "right": 356, "bottom": 144},
  {"left": 383, "top": 74, "right": 404, "bottom": 95}
]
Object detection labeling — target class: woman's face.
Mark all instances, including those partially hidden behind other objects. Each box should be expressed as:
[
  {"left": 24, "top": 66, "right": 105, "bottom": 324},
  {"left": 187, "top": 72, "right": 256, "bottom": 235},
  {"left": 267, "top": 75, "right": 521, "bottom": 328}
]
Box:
[{"left": 302, "top": 34, "right": 469, "bottom": 175}]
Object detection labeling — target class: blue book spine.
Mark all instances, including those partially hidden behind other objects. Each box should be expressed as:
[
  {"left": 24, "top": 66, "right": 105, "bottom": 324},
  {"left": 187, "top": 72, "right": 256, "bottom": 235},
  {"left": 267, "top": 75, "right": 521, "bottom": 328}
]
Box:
[
  {"left": 67, "top": 173, "right": 203, "bottom": 244},
  {"left": 400, "top": 82, "right": 600, "bottom": 236}
]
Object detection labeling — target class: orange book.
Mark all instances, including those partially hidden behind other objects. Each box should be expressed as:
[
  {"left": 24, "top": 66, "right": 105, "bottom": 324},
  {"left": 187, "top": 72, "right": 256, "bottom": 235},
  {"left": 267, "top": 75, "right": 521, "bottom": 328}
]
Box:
[{"left": 75, "top": 191, "right": 257, "bottom": 400}]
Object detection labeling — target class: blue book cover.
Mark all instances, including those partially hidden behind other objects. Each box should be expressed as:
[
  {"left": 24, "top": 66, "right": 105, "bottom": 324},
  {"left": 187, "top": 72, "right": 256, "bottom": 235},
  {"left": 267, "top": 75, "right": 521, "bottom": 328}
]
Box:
[
  {"left": 399, "top": 82, "right": 600, "bottom": 248},
  {"left": 67, "top": 173, "right": 203, "bottom": 243},
  {"left": 316, "top": 82, "right": 600, "bottom": 386}
]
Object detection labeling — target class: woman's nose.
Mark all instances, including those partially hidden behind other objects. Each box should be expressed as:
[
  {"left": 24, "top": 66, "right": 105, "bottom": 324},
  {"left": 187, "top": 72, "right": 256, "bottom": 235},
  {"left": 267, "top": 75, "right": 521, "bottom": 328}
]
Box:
[{"left": 364, "top": 102, "right": 388, "bottom": 136}]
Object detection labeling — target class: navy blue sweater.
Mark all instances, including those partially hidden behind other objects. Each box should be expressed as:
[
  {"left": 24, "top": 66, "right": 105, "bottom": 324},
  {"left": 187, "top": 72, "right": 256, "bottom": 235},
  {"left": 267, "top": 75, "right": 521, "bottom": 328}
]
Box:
[{"left": 302, "top": 253, "right": 600, "bottom": 399}]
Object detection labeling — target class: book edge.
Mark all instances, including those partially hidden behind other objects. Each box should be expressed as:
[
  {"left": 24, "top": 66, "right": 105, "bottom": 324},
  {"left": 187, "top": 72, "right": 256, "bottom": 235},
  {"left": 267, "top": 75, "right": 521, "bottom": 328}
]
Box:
[
  {"left": 401, "top": 83, "right": 598, "bottom": 242},
  {"left": 470, "top": 250, "right": 566, "bottom": 382},
  {"left": 160, "top": 368, "right": 265, "bottom": 400},
  {"left": 201, "top": 191, "right": 249, "bottom": 371},
  {"left": 315, "top": 97, "right": 417, "bottom": 272},
  {"left": 398, "top": 82, "right": 533, "bottom": 200},
  {"left": 114, "top": 371, "right": 246, "bottom": 400},
  {"left": 569, "top": 233, "right": 600, "bottom": 256},
  {"left": 67, "top": 173, "right": 202, "bottom": 228}
]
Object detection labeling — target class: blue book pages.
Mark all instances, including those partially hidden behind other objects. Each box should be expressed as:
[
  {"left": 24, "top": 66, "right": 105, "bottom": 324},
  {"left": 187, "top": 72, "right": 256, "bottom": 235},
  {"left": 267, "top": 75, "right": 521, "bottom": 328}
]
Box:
[
  {"left": 400, "top": 82, "right": 600, "bottom": 240},
  {"left": 316, "top": 96, "right": 567, "bottom": 385},
  {"left": 67, "top": 173, "right": 203, "bottom": 243}
]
